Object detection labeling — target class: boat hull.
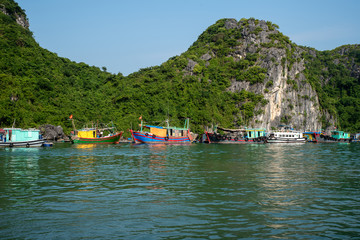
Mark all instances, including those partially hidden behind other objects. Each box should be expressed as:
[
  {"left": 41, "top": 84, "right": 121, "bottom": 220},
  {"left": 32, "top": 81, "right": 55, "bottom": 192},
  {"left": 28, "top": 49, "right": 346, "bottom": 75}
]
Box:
[
  {"left": 307, "top": 133, "right": 351, "bottom": 143},
  {"left": 266, "top": 138, "right": 306, "bottom": 143},
  {"left": 211, "top": 139, "right": 265, "bottom": 144},
  {"left": 131, "top": 131, "right": 191, "bottom": 144},
  {"left": 0, "top": 139, "right": 45, "bottom": 147},
  {"left": 72, "top": 132, "right": 122, "bottom": 144},
  {"left": 203, "top": 133, "right": 266, "bottom": 144}
]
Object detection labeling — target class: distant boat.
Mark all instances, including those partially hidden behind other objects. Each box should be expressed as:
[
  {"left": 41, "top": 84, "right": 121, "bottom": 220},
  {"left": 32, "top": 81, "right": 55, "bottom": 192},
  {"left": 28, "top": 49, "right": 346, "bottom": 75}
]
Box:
[
  {"left": 266, "top": 125, "right": 306, "bottom": 143},
  {"left": 350, "top": 133, "right": 360, "bottom": 143},
  {"left": 304, "top": 130, "right": 351, "bottom": 143},
  {"left": 0, "top": 128, "right": 45, "bottom": 147},
  {"left": 130, "top": 118, "right": 194, "bottom": 144},
  {"left": 330, "top": 130, "right": 351, "bottom": 142},
  {"left": 203, "top": 127, "right": 267, "bottom": 144}
]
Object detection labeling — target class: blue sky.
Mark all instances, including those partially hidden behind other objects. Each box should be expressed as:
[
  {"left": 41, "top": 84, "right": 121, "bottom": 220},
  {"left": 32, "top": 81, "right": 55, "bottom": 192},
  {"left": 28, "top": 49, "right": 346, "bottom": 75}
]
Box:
[{"left": 17, "top": 0, "right": 360, "bottom": 76}]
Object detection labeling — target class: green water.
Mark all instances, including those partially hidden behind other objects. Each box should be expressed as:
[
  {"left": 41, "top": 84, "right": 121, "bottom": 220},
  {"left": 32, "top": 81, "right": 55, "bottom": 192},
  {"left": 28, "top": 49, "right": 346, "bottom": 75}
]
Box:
[{"left": 0, "top": 143, "right": 359, "bottom": 239}]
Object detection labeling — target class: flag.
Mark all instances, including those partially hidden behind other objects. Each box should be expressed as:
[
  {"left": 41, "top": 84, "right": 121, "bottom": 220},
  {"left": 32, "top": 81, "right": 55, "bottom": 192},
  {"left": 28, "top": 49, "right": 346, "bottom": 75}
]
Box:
[
  {"left": 69, "top": 114, "right": 73, "bottom": 119},
  {"left": 139, "top": 116, "right": 142, "bottom": 120}
]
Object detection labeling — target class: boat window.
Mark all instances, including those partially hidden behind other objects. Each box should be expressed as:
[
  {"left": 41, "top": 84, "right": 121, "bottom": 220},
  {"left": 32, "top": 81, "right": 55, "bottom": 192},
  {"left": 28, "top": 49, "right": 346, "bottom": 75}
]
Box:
[{"left": 93, "top": 131, "right": 96, "bottom": 138}]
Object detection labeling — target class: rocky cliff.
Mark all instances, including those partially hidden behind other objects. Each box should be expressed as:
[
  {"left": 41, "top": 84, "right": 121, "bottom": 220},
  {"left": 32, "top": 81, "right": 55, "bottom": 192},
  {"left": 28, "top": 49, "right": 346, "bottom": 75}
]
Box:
[
  {"left": 0, "top": 1, "right": 29, "bottom": 29},
  {"left": 183, "top": 18, "right": 339, "bottom": 131}
]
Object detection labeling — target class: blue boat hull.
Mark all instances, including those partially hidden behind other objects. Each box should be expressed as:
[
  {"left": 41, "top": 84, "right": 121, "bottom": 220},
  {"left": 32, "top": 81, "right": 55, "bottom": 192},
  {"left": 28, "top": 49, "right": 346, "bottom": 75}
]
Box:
[{"left": 132, "top": 131, "right": 191, "bottom": 144}]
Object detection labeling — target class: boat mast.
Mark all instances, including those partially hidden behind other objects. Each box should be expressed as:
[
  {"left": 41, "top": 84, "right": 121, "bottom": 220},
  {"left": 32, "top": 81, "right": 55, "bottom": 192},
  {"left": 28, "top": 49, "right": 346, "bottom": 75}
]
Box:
[
  {"left": 184, "top": 118, "right": 189, "bottom": 130},
  {"left": 71, "top": 119, "right": 76, "bottom": 134}
]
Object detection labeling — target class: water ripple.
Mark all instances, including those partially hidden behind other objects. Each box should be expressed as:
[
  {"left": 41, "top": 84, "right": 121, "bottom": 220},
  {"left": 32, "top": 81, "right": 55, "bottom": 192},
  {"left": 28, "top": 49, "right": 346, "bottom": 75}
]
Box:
[{"left": 0, "top": 143, "right": 360, "bottom": 239}]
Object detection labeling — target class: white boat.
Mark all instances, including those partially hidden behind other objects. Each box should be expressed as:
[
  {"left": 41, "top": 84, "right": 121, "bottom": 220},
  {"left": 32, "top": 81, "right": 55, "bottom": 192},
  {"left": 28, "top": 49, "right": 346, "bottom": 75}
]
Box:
[{"left": 266, "top": 125, "right": 306, "bottom": 143}]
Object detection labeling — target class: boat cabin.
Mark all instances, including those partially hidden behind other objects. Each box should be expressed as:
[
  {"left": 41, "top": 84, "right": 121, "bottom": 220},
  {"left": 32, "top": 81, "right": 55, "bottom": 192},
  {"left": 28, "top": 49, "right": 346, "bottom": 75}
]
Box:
[
  {"left": 269, "top": 132, "right": 303, "bottom": 139},
  {"left": 77, "top": 129, "right": 97, "bottom": 138},
  {"left": 303, "top": 131, "right": 322, "bottom": 141},
  {"left": 0, "top": 128, "right": 41, "bottom": 142},
  {"left": 141, "top": 118, "right": 190, "bottom": 138},
  {"left": 331, "top": 130, "right": 350, "bottom": 140},
  {"left": 144, "top": 125, "right": 189, "bottom": 138},
  {"left": 246, "top": 128, "right": 266, "bottom": 139}
]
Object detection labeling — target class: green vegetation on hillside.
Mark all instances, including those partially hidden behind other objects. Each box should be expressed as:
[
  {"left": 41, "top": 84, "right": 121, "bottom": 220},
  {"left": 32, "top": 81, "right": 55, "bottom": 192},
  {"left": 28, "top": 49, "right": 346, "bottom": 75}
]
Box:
[
  {"left": 0, "top": 0, "right": 118, "bottom": 130},
  {"left": 304, "top": 45, "right": 360, "bottom": 131},
  {"left": 0, "top": 9, "right": 268, "bottom": 135}
]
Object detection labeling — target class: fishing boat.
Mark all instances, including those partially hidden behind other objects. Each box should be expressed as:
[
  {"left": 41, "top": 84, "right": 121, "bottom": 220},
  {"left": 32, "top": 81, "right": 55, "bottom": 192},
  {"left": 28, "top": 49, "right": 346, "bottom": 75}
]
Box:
[
  {"left": 304, "top": 130, "right": 351, "bottom": 143},
  {"left": 70, "top": 120, "right": 122, "bottom": 144},
  {"left": 203, "top": 127, "right": 267, "bottom": 144},
  {"left": 266, "top": 125, "right": 306, "bottom": 143},
  {"left": 0, "top": 128, "right": 45, "bottom": 147},
  {"left": 130, "top": 118, "right": 194, "bottom": 144}
]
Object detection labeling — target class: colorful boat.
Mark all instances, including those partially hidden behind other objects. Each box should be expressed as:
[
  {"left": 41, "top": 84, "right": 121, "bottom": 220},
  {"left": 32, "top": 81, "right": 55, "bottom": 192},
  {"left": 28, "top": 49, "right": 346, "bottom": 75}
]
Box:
[
  {"left": 70, "top": 120, "right": 123, "bottom": 144},
  {"left": 0, "top": 128, "right": 45, "bottom": 147},
  {"left": 203, "top": 127, "right": 267, "bottom": 144},
  {"left": 266, "top": 125, "right": 306, "bottom": 143},
  {"left": 304, "top": 130, "right": 351, "bottom": 143},
  {"left": 130, "top": 118, "right": 194, "bottom": 144}
]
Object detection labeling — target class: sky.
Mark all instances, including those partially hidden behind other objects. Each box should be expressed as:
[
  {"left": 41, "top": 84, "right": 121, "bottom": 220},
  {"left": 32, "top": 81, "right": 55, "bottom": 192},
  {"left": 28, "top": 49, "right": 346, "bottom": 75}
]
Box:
[{"left": 16, "top": 0, "right": 360, "bottom": 76}]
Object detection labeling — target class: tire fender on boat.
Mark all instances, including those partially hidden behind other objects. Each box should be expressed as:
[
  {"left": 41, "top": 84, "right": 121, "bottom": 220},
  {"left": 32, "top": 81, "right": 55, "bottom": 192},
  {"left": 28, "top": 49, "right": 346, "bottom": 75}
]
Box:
[
  {"left": 152, "top": 135, "right": 156, "bottom": 138},
  {"left": 26, "top": 143, "right": 30, "bottom": 148},
  {"left": 245, "top": 138, "right": 248, "bottom": 142},
  {"left": 165, "top": 137, "right": 169, "bottom": 141}
]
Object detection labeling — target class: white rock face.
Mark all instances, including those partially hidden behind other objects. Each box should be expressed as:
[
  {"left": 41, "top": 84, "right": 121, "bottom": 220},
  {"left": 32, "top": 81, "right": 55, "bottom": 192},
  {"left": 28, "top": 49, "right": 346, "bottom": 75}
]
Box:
[{"left": 223, "top": 18, "right": 335, "bottom": 131}]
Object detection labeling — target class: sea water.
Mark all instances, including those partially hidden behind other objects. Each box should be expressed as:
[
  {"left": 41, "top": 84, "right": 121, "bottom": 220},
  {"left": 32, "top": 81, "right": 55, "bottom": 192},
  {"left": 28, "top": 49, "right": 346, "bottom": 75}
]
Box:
[{"left": 0, "top": 143, "right": 359, "bottom": 239}]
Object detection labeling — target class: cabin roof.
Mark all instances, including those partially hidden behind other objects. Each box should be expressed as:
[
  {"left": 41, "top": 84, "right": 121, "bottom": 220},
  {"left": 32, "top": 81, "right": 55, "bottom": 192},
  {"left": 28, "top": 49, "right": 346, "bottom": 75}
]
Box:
[{"left": 145, "top": 125, "right": 188, "bottom": 130}]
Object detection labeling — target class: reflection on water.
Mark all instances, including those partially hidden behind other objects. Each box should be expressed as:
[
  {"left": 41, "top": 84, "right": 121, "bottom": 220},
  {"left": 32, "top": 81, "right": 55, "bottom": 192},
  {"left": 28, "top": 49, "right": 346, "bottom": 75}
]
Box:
[
  {"left": 73, "top": 143, "right": 97, "bottom": 150},
  {"left": 0, "top": 143, "right": 359, "bottom": 239}
]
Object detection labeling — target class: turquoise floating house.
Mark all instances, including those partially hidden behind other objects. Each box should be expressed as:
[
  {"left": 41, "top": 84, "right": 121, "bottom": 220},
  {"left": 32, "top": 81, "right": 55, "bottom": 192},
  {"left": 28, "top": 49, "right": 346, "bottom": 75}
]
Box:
[
  {"left": 245, "top": 128, "right": 267, "bottom": 139},
  {"left": 0, "top": 128, "right": 44, "bottom": 147},
  {"left": 331, "top": 130, "right": 350, "bottom": 140}
]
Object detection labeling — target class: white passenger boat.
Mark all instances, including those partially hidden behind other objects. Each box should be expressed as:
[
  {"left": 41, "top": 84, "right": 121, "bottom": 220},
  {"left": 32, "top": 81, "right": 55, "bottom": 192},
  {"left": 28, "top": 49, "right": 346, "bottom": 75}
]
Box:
[{"left": 266, "top": 125, "right": 306, "bottom": 143}]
